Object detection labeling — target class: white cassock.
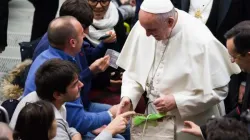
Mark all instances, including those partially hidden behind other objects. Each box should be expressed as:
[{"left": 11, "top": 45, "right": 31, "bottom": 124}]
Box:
[{"left": 117, "top": 9, "right": 241, "bottom": 140}]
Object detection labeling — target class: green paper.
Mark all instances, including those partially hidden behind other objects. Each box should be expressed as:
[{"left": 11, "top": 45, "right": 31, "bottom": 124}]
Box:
[{"left": 133, "top": 113, "right": 166, "bottom": 126}]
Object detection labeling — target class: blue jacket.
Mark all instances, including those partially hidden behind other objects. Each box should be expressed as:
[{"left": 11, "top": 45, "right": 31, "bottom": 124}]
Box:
[
  {"left": 24, "top": 46, "right": 111, "bottom": 134},
  {"left": 66, "top": 98, "right": 111, "bottom": 135},
  {"left": 29, "top": 33, "right": 109, "bottom": 106}
]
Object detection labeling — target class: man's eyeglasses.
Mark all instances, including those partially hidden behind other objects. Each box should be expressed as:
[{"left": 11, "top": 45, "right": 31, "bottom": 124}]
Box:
[
  {"left": 88, "top": 0, "right": 111, "bottom": 7},
  {"left": 229, "top": 53, "right": 242, "bottom": 62}
]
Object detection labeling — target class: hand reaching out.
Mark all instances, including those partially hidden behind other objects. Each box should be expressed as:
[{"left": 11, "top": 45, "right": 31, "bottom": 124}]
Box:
[
  {"left": 182, "top": 121, "right": 202, "bottom": 137},
  {"left": 116, "top": 96, "right": 132, "bottom": 116},
  {"left": 89, "top": 55, "right": 110, "bottom": 74},
  {"left": 105, "top": 111, "right": 135, "bottom": 136}
]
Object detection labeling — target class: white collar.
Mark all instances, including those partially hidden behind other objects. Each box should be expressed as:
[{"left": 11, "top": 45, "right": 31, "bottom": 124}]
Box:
[
  {"left": 169, "top": 9, "right": 182, "bottom": 38},
  {"left": 51, "top": 103, "right": 67, "bottom": 120}
]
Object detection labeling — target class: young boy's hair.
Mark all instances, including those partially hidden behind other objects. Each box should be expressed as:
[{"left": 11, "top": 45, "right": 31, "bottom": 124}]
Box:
[{"left": 206, "top": 117, "right": 248, "bottom": 140}]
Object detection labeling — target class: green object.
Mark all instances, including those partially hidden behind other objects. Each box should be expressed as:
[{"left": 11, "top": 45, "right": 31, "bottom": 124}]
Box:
[{"left": 133, "top": 113, "right": 166, "bottom": 126}]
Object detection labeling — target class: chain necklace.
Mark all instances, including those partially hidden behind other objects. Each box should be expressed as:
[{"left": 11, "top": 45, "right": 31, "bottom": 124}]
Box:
[
  {"left": 190, "top": 0, "right": 213, "bottom": 19},
  {"left": 147, "top": 11, "right": 178, "bottom": 96},
  {"left": 147, "top": 28, "right": 174, "bottom": 95}
]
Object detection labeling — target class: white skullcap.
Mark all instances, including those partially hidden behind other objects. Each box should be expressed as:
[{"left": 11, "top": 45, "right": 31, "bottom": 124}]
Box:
[{"left": 140, "top": 0, "right": 174, "bottom": 14}]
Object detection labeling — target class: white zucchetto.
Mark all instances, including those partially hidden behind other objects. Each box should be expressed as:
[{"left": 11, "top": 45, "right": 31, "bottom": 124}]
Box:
[{"left": 140, "top": 0, "right": 174, "bottom": 14}]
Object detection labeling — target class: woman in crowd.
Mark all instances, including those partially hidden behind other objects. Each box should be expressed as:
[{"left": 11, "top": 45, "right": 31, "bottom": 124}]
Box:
[
  {"left": 13, "top": 100, "right": 57, "bottom": 140},
  {"left": 87, "top": 0, "right": 127, "bottom": 52}
]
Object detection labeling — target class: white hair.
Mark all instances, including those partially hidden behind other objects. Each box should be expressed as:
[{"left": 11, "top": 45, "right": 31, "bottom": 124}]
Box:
[{"left": 156, "top": 8, "right": 176, "bottom": 23}]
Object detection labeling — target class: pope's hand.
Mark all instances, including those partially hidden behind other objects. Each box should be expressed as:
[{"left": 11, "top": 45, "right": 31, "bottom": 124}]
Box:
[
  {"left": 116, "top": 96, "right": 132, "bottom": 116},
  {"left": 181, "top": 121, "right": 202, "bottom": 137},
  {"left": 153, "top": 95, "right": 176, "bottom": 113}
]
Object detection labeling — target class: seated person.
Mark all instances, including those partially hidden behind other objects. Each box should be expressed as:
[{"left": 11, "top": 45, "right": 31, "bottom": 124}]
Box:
[
  {"left": 32, "top": 0, "right": 115, "bottom": 62},
  {"left": 86, "top": 0, "right": 127, "bottom": 52},
  {"left": 23, "top": 16, "right": 131, "bottom": 139},
  {"left": 11, "top": 59, "right": 82, "bottom": 140},
  {"left": 30, "top": 0, "right": 145, "bottom": 112},
  {"left": 182, "top": 118, "right": 248, "bottom": 140},
  {"left": 32, "top": 0, "right": 120, "bottom": 99},
  {"left": 11, "top": 59, "right": 134, "bottom": 139},
  {"left": 13, "top": 101, "right": 57, "bottom": 140},
  {"left": 86, "top": 0, "right": 130, "bottom": 106}
]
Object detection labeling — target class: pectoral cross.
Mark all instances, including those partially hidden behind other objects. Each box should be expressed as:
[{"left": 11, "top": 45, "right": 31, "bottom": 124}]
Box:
[
  {"left": 194, "top": 9, "right": 202, "bottom": 19},
  {"left": 149, "top": 80, "right": 154, "bottom": 91}
]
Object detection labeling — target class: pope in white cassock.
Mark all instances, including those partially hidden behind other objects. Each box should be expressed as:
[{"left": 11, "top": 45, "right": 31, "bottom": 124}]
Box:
[{"left": 116, "top": 0, "right": 241, "bottom": 139}]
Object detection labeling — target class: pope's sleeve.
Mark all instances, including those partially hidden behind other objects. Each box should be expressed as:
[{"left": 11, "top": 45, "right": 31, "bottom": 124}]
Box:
[
  {"left": 173, "top": 86, "right": 228, "bottom": 118},
  {"left": 173, "top": 39, "right": 239, "bottom": 118},
  {"left": 121, "top": 71, "right": 145, "bottom": 110}
]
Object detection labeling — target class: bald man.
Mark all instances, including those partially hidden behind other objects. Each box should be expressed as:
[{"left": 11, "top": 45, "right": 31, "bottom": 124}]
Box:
[
  {"left": 24, "top": 16, "right": 88, "bottom": 96},
  {"left": 23, "top": 16, "right": 123, "bottom": 138}
]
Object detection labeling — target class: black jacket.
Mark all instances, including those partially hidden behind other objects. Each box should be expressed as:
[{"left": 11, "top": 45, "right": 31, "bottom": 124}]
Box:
[{"left": 171, "top": 0, "right": 250, "bottom": 45}]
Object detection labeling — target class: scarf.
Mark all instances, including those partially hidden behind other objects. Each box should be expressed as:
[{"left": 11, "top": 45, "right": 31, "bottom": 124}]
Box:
[{"left": 87, "top": 2, "right": 119, "bottom": 47}]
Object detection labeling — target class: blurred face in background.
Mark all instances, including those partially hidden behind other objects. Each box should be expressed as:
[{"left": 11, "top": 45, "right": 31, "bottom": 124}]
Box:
[
  {"left": 88, "top": 0, "right": 111, "bottom": 20},
  {"left": 227, "top": 37, "right": 250, "bottom": 72}
]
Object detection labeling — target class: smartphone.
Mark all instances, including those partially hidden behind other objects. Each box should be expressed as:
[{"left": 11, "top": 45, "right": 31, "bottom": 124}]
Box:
[{"left": 98, "top": 34, "right": 111, "bottom": 40}]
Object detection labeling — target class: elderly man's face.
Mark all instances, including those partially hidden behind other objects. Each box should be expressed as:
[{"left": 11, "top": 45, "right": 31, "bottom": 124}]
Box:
[
  {"left": 139, "top": 10, "right": 172, "bottom": 41},
  {"left": 227, "top": 37, "right": 250, "bottom": 72}
]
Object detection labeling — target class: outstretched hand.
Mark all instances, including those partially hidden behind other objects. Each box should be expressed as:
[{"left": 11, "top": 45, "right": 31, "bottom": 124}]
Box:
[
  {"left": 182, "top": 121, "right": 202, "bottom": 137},
  {"left": 105, "top": 111, "right": 135, "bottom": 136},
  {"left": 116, "top": 96, "right": 132, "bottom": 116}
]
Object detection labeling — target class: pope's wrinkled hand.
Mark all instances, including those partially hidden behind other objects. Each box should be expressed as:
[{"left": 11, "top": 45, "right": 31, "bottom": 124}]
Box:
[
  {"left": 153, "top": 94, "right": 177, "bottom": 113},
  {"left": 116, "top": 96, "right": 132, "bottom": 116}
]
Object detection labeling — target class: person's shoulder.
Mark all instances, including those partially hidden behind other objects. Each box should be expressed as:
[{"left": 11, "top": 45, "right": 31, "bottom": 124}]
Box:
[
  {"left": 65, "top": 98, "right": 84, "bottom": 108},
  {"left": 133, "top": 22, "right": 146, "bottom": 32},
  {"left": 32, "top": 48, "right": 59, "bottom": 67},
  {"left": 29, "top": 54, "right": 47, "bottom": 73},
  {"left": 179, "top": 18, "right": 217, "bottom": 49},
  {"left": 10, "top": 91, "right": 40, "bottom": 128},
  {"left": 36, "top": 33, "right": 49, "bottom": 48},
  {"left": 21, "top": 91, "right": 40, "bottom": 103},
  {"left": 178, "top": 10, "right": 214, "bottom": 41},
  {"left": 128, "top": 21, "right": 148, "bottom": 39}
]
